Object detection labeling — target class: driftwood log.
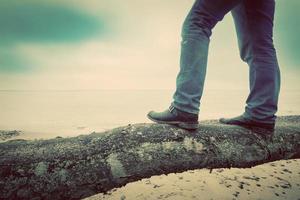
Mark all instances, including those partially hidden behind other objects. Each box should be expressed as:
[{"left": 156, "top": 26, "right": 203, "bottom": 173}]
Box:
[{"left": 0, "top": 116, "right": 299, "bottom": 199}]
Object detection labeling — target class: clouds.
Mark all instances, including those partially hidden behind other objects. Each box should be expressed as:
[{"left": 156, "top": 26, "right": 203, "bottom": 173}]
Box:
[
  {"left": 0, "top": 1, "right": 108, "bottom": 43},
  {"left": 0, "top": 0, "right": 109, "bottom": 73},
  {"left": 275, "top": 0, "right": 300, "bottom": 67},
  {"left": 0, "top": 0, "right": 299, "bottom": 90}
]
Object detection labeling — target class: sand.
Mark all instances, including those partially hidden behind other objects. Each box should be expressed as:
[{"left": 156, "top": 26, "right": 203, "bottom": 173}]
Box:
[{"left": 86, "top": 159, "right": 300, "bottom": 200}]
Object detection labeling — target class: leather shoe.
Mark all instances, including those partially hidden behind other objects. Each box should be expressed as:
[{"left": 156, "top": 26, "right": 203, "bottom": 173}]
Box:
[
  {"left": 219, "top": 114, "right": 275, "bottom": 134},
  {"left": 147, "top": 105, "right": 199, "bottom": 130}
]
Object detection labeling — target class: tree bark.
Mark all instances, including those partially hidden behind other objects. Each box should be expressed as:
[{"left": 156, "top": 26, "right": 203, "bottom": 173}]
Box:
[{"left": 0, "top": 116, "right": 299, "bottom": 200}]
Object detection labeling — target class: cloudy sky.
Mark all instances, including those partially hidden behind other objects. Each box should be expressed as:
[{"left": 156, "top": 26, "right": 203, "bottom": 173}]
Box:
[{"left": 0, "top": 0, "right": 299, "bottom": 90}]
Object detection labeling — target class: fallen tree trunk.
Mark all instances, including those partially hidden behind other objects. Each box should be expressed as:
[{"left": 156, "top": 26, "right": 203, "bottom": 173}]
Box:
[{"left": 0, "top": 116, "right": 299, "bottom": 199}]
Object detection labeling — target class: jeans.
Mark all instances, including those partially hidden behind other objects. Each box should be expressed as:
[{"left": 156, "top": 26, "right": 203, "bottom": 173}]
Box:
[{"left": 171, "top": 0, "right": 281, "bottom": 123}]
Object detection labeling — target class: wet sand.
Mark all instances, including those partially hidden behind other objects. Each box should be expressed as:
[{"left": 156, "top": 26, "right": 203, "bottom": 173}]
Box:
[{"left": 86, "top": 159, "right": 300, "bottom": 200}]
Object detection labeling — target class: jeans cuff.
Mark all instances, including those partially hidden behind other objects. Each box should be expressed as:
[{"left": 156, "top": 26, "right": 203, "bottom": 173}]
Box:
[
  {"left": 171, "top": 102, "right": 199, "bottom": 115},
  {"left": 243, "top": 110, "right": 276, "bottom": 124}
]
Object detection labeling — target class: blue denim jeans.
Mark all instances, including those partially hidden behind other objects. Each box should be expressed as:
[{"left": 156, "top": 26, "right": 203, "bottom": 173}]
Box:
[{"left": 171, "top": 0, "right": 280, "bottom": 123}]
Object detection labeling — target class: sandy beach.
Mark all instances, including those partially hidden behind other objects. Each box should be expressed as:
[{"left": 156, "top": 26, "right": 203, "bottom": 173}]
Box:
[
  {"left": 1, "top": 90, "right": 299, "bottom": 199},
  {"left": 86, "top": 159, "right": 300, "bottom": 200}
]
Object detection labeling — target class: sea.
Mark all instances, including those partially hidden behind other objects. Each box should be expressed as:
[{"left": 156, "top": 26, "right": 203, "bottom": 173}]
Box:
[{"left": 0, "top": 89, "right": 299, "bottom": 140}]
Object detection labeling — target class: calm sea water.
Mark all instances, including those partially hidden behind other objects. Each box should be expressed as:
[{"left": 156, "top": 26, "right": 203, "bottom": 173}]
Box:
[{"left": 0, "top": 89, "right": 299, "bottom": 139}]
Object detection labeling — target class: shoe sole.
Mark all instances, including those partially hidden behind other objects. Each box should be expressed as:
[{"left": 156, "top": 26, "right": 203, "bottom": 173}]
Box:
[
  {"left": 219, "top": 119, "right": 274, "bottom": 134},
  {"left": 147, "top": 114, "right": 199, "bottom": 130}
]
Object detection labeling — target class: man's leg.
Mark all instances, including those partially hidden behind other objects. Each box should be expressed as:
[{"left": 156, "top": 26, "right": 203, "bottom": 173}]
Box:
[
  {"left": 148, "top": 0, "right": 241, "bottom": 130},
  {"left": 171, "top": 0, "right": 242, "bottom": 115},
  {"left": 220, "top": 0, "right": 280, "bottom": 133}
]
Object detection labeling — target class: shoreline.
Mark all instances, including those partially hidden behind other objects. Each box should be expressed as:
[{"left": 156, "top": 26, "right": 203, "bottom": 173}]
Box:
[{"left": 2, "top": 114, "right": 300, "bottom": 143}]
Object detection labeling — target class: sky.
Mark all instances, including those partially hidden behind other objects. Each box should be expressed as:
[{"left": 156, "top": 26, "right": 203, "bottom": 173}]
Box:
[{"left": 0, "top": 0, "right": 299, "bottom": 90}]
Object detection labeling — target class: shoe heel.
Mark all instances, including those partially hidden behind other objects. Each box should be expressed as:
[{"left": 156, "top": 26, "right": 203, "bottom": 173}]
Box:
[{"left": 178, "top": 122, "right": 199, "bottom": 130}]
